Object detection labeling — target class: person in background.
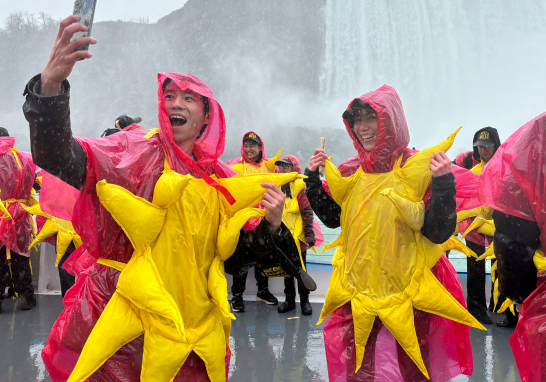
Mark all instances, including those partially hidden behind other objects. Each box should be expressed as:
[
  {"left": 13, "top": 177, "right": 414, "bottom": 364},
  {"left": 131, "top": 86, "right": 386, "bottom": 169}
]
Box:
[
  {"left": 478, "top": 112, "right": 546, "bottom": 382},
  {"left": 228, "top": 132, "right": 280, "bottom": 312},
  {"left": 276, "top": 155, "right": 315, "bottom": 315},
  {"left": 456, "top": 127, "right": 512, "bottom": 326},
  {"left": 0, "top": 127, "right": 36, "bottom": 313},
  {"left": 101, "top": 114, "right": 143, "bottom": 137}
]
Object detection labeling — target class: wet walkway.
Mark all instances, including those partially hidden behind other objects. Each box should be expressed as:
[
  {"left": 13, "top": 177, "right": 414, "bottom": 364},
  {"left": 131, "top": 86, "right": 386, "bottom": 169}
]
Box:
[{"left": 0, "top": 290, "right": 521, "bottom": 382}]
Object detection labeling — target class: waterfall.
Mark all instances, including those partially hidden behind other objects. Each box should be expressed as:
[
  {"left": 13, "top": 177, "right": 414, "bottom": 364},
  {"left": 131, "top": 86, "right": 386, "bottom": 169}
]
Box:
[{"left": 320, "top": 0, "right": 546, "bottom": 147}]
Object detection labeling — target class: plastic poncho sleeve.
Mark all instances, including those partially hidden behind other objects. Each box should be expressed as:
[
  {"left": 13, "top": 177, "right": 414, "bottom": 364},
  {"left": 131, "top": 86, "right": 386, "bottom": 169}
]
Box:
[{"left": 23, "top": 74, "right": 88, "bottom": 190}]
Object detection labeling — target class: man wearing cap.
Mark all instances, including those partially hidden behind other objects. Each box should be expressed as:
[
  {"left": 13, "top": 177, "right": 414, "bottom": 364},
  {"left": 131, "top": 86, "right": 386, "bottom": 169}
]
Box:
[
  {"left": 276, "top": 155, "right": 316, "bottom": 315},
  {"left": 227, "top": 131, "right": 281, "bottom": 312},
  {"left": 457, "top": 127, "right": 506, "bottom": 325}
]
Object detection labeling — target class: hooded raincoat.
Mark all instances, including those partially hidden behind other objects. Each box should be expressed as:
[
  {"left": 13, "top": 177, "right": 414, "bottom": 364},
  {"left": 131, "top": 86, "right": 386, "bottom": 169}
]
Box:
[
  {"left": 23, "top": 72, "right": 303, "bottom": 382},
  {"left": 479, "top": 111, "right": 546, "bottom": 382},
  {"left": 226, "top": 131, "right": 280, "bottom": 175},
  {"left": 305, "top": 85, "right": 483, "bottom": 381},
  {"left": 0, "top": 137, "right": 36, "bottom": 257}
]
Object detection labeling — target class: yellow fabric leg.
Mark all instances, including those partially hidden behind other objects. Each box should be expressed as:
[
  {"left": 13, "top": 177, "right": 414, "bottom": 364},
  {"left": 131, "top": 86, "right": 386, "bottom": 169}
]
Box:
[{"left": 68, "top": 293, "right": 144, "bottom": 382}]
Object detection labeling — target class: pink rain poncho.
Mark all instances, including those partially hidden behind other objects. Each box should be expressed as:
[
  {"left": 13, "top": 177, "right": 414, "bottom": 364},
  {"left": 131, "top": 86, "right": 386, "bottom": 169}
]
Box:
[
  {"left": 226, "top": 131, "right": 268, "bottom": 166},
  {"left": 42, "top": 73, "right": 235, "bottom": 382},
  {"left": 0, "top": 137, "right": 36, "bottom": 257},
  {"left": 479, "top": 111, "right": 546, "bottom": 382},
  {"left": 322, "top": 85, "right": 473, "bottom": 382}
]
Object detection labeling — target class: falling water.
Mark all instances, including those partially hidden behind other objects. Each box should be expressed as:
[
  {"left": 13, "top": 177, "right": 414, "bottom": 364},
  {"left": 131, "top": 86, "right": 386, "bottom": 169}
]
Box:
[{"left": 320, "top": 0, "right": 546, "bottom": 148}]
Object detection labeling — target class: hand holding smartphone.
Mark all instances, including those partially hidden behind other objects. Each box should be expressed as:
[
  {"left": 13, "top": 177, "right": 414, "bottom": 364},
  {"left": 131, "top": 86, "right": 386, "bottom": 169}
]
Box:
[{"left": 71, "top": 0, "right": 98, "bottom": 52}]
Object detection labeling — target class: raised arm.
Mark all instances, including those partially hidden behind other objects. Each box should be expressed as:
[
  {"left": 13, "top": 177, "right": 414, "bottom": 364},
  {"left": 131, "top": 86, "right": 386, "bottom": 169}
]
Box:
[
  {"left": 303, "top": 149, "right": 341, "bottom": 229},
  {"left": 421, "top": 151, "right": 457, "bottom": 243},
  {"left": 22, "top": 16, "right": 97, "bottom": 190}
]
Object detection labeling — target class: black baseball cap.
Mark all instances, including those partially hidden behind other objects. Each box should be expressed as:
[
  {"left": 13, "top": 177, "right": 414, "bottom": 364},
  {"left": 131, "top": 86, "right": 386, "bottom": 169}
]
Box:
[
  {"left": 473, "top": 130, "right": 496, "bottom": 148},
  {"left": 115, "top": 114, "right": 142, "bottom": 130},
  {"left": 243, "top": 132, "right": 262, "bottom": 145},
  {"left": 275, "top": 158, "right": 293, "bottom": 167}
]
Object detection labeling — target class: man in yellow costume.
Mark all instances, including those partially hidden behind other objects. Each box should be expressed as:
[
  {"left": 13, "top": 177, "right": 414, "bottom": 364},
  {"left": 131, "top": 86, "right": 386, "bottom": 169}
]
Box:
[
  {"left": 305, "top": 85, "right": 485, "bottom": 381},
  {"left": 22, "top": 16, "right": 312, "bottom": 382},
  {"left": 226, "top": 131, "right": 281, "bottom": 312}
]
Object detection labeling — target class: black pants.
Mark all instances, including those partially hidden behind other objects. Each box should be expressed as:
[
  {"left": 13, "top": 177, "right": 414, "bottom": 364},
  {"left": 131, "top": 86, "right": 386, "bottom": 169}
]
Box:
[
  {"left": 284, "top": 250, "right": 309, "bottom": 298},
  {"left": 232, "top": 266, "right": 269, "bottom": 295},
  {"left": 57, "top": 249, "right": 76, "bottom": 298},
  {"left": 466, "top": 241, "right": 488, "bottom": 314},
  {"left": 0, "top": 247, "right": 34, "bottom": 298}
]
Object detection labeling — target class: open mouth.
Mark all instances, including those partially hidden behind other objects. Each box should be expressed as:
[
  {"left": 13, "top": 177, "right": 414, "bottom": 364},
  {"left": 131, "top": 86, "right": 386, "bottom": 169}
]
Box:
[
  {"left": 170, "top": 116, "right": 187, "bottom": 127},
  {"left": 361, "top": 134, "right": 375, "bottom": 141}
]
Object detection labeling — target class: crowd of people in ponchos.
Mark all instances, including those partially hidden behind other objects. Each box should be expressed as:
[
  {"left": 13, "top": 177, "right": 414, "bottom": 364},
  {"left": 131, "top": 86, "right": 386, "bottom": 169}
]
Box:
[{"left": 0, "top": 14, "right": 545, "bottom": 382}]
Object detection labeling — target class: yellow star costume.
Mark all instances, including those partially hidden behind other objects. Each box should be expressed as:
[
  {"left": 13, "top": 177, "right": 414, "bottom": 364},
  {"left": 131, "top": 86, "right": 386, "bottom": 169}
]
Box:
[
  {"left": 229, "top": 150, "right": 281, "bottom": 175},
  {"left": 67, "top": 160, "right": 303, "bottom": 382},
  {"left": 22, "top": 204, "right": 82, "bottom": 266},
  {"left": 281, "top": 178, "right": 321, "bottom": 268},
  {"left": 318, "top": 128, "right": 485, "bottom": 379}
]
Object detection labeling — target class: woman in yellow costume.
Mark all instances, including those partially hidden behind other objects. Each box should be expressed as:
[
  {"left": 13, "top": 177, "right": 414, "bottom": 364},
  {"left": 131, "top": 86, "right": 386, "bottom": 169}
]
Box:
[
  {"left": 22, "top": 16, "right": 313, "bottom": 382},
  {"left": 304, "top": 85, "right": 485, "bottom": 381}
]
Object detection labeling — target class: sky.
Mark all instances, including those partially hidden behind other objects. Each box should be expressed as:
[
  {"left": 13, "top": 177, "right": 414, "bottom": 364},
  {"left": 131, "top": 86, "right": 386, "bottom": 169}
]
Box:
[{"left": 0, "top": 0, "right": 189, "bottom": 24}]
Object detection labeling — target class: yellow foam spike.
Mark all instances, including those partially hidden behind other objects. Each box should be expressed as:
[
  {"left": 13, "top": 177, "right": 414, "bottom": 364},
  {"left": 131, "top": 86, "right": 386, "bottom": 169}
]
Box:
[
  {"left": 378, "top": 299, "right": 429, "bottom": 379},
  {"left": 97, "top": 180, "right": 167, "bottom": 252},
  {"left": 351, "top": 299, "right": 377, "bottom": 373},
  {"left": 381, "top": 188, "right": 425, "bottom": 231},
  {"left": 68, "top": 293, "right": 144, "bottom": 382},
  {"left": 412, "top": 268, "right": 486, "bottom": 331}
]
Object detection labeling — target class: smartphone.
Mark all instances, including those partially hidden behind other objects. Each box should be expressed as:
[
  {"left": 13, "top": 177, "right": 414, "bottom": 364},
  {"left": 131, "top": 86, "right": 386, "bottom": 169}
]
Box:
[{"left": 71, "top": 0, "right": 98, "bottom": 52}]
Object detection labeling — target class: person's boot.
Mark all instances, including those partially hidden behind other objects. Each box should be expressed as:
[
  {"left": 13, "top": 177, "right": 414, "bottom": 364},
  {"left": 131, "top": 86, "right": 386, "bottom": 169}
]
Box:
[
  {"left": 231, "top": 293, "right": 245, "bottom": 312},
  {"left": 256, "top": 288, "right": 278, "bottom": 305},
  {"left": 19, "top": 293, "right": 36, "bottom": 311},
  {"left": 472, "top": 310, "right": 492, "bottom": 324},
  {"left": 300, "top": 294, "right": 312, "bottom": 316},
  {"left": 496, "top": 318, "right": 517, "bottom": 328},
  {"left": 278, "top": 294, "right": 296, "bottom": 313}
]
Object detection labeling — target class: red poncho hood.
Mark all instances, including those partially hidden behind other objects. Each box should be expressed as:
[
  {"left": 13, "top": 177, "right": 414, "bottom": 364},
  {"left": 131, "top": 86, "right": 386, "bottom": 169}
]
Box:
[
  {"left": 226, "top": 131, "right": 267, "bottom": 166},
  {"left": 281, "top": 155, "right": 303, "bottom": 174},
  {"left": 479, "top": 111, "right": 546, "bottom": 249},
  {"left": 342, "top": 85, "right": 410, "bottom": 174},
  {"left": 66, "top": 73, "right": 236, "bottom": 261},
  {"left": 0, "top": 137, "right": 36, "bottom": 255},
  {"left": 0, "top": 137, "right": 15, "bottom": 155}
]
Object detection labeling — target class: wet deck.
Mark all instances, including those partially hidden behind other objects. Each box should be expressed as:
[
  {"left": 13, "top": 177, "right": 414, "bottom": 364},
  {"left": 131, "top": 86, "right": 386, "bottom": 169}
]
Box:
[{"left": 0, "top": 275, "right": 521, "bottom": 382}]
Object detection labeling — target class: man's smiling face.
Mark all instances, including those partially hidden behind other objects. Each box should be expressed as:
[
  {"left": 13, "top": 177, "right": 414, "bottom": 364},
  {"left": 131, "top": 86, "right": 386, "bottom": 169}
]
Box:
[{"left": 163, "top": 81, "right": 209, "bottom": 147}]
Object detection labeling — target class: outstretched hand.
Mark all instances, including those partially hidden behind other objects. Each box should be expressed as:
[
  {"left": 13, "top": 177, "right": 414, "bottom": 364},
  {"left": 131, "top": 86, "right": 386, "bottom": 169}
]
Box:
[
  {"left": 41, "top": 15, "right": 97, "bottom": 97},
  {"left": 430, "top": 151, "right": 452, "bottom": 177},
  {"left": 260, "top": 183, "right": 285, "bottom": 233},
  {"left": 307, "top": 149, "right": 328, "bottom": 172}
]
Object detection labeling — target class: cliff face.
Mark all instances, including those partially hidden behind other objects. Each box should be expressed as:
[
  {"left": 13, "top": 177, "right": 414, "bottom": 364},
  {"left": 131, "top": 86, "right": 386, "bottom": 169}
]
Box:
[{"left": 1, "top": 1, "right": 335, "bottom": 162}]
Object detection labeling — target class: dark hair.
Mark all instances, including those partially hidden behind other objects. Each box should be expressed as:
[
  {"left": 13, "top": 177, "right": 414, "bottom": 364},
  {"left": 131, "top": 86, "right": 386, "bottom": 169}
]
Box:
[
  {"left": 0, "top": 127, "right": 9, "bottom": 137},
  {"left": 101, "top": 128, "right": 120, "bottom": 137},
  {"left": 162, "top": 78, "right": 209, "bottom": 115}
]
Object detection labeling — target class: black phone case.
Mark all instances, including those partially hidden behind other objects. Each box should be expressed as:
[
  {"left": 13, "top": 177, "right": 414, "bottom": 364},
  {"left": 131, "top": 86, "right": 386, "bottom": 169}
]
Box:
[{"left": 71, "top": 0, "right": 98, "bottom": 52}]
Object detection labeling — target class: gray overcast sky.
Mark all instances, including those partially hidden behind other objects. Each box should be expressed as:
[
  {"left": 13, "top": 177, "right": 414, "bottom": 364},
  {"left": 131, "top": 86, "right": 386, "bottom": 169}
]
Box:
[{"left": 0, "top": 0, "right": 189, "bottom": 25}]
